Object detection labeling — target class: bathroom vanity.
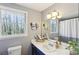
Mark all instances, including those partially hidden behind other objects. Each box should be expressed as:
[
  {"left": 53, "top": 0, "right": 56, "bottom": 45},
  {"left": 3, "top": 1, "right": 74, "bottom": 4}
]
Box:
[
  {"left": 32, "top": 44, "right": 45, "bottom": 55},
  {"left": 31, "top": 39, "right": 70, "bottom": 55}
]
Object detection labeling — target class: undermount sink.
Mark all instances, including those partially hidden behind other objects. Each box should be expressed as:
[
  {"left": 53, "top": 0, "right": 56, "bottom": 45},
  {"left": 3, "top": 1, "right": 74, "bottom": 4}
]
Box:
[
  {"left": 43, "top": 45, "right": 69, "bottom": 55},
  {"left": 42, "top": 41, "right": 69, "bottom": 53},
  {"left": 42, "top": 41, "right": 57, "bottom": 52},
  {"left": 43, "top": 44, "right": 56, "bottom": 52}
]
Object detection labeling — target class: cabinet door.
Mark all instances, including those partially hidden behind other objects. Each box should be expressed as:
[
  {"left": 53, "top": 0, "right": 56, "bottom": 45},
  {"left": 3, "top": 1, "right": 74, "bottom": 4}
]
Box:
[
  {"left": 32, "top": 44, "right": 45, "bottom": 55},
  {"left": 36, "top": 48, "right": 45, "bottom": 55},
  {"left": 32, "top": 44, "right": 37, "bottom": 55}
]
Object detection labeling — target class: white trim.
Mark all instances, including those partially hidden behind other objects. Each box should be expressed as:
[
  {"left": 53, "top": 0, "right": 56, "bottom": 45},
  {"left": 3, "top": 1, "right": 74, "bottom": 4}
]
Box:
[
  {"left": 0, "top": 34, "right": 27, "bottom": 40},
  {"left": 24, "top": 12, "right": 28, "bottom": 36},
  {"left": 0, "top": 5, "right": 28, "bottom": 39}
]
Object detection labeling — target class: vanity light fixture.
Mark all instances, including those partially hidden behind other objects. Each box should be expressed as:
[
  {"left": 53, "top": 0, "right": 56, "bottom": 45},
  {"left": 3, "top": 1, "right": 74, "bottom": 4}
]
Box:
[
  {"left": 52, "top": 10, "right": 62, "bottom": 19},
  {"left": 47, "top": 10, "right": 62, "bottom": 19}
]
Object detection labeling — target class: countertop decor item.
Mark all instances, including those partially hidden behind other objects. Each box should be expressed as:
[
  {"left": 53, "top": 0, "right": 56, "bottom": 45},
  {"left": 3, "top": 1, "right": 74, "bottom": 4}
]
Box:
[
  {"left": 30, "top": 22, "right": 39, "bottom": 30},
  {"left": 55, "top": 39, "right": 61, "bottom": 49},
  {"left": 34, "top": 34, "right": 45, "bottom": 42}
]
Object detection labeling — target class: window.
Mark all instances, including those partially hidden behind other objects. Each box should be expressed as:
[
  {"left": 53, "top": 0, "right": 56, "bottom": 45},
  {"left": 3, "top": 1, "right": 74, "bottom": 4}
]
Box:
[
  {"left": 59, "top": 18, "right": 78, "bottom": 38},
  {"left": 59, "top": 20, "right": 71, "bottom": 37},
  {"left": 0, "top": 7, "right": 27, "bottom": 37},
  {"left": 70, "top": 19, "right": 77, "bottom": 38},
  {"left": 50, "top": 19, "right": 58, "bottom": 33}
]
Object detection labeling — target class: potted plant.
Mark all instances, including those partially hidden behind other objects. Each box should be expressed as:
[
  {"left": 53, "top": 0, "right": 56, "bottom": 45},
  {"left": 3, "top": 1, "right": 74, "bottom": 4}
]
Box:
[{"left": 68, "top": 40, "right": 77, "bottom": 55}]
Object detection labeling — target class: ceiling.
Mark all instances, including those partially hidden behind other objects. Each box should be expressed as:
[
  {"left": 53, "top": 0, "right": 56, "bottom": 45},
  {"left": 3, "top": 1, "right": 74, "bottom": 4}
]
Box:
[{"left": 17, "top": 3, "right": 53, "bottom": 12}]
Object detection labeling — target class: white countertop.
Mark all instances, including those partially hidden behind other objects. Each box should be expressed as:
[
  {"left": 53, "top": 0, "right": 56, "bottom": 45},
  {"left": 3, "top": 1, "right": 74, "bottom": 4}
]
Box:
[{"left": 31, "top": 39, "right": 70, "bottom": 55}]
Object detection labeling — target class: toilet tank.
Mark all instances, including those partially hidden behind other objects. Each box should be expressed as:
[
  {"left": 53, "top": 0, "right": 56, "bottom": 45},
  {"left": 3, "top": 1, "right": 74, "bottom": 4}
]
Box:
[{"left": 8, "top": 45, "right": 22, "bottom": 55}]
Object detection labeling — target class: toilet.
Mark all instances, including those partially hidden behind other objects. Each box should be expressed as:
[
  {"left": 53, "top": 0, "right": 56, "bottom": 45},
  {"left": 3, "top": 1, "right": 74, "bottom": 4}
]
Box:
[{"left": 8, "top": 45, "right": 22, "bottom": 55}]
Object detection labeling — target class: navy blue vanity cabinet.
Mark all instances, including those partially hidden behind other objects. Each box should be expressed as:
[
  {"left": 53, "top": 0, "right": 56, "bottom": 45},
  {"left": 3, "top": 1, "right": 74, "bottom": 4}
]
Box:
[{"left": 32, "top": 44, "right": 45, "bottom": 55}]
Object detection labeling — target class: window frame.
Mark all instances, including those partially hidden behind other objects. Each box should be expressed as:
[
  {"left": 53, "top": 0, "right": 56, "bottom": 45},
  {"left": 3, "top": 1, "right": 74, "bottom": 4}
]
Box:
[
  {"left": 0, "top": 5, "right": 28, "bottom": 39},
  {"left": 49, "top": 19, "right": 58, "bottom": 34}
]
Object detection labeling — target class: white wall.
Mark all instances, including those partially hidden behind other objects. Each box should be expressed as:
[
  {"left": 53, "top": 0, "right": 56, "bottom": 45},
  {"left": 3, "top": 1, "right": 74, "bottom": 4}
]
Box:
[{"left": 0, "top": 3, "right": 41, "bottom": 55}]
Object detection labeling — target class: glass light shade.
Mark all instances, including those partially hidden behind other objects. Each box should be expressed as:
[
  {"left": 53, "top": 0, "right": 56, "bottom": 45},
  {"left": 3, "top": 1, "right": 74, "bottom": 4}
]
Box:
[
  {"left": 52, "top": 16, "right": 56, "bottom": 19},
  {"left": 47, "top": 14, "right": 51, "bottom": 19},
  {"left": 57, "top": 12, "right": 62, "bottom": 18},
  {"left": 57, "top": 15, "right": 62, "bottom": 18},
  {"left": 52, "top": 11, "right": 58, "bottom": 17}
]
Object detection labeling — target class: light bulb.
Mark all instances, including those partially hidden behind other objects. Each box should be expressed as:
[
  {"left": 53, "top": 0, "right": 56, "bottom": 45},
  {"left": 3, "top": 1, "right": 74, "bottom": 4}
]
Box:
[
  {"left": 52, "top": 11, "right": 58, "bottom": 17},
  {"left": 47, "top": 14, "right": 51, "bottom": 19},
  {"left": 57, "top": 12, "right": 62, "bottom": 18},
  {"left": 57, "top": 15, "right": 62, "bottom": 18}
]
